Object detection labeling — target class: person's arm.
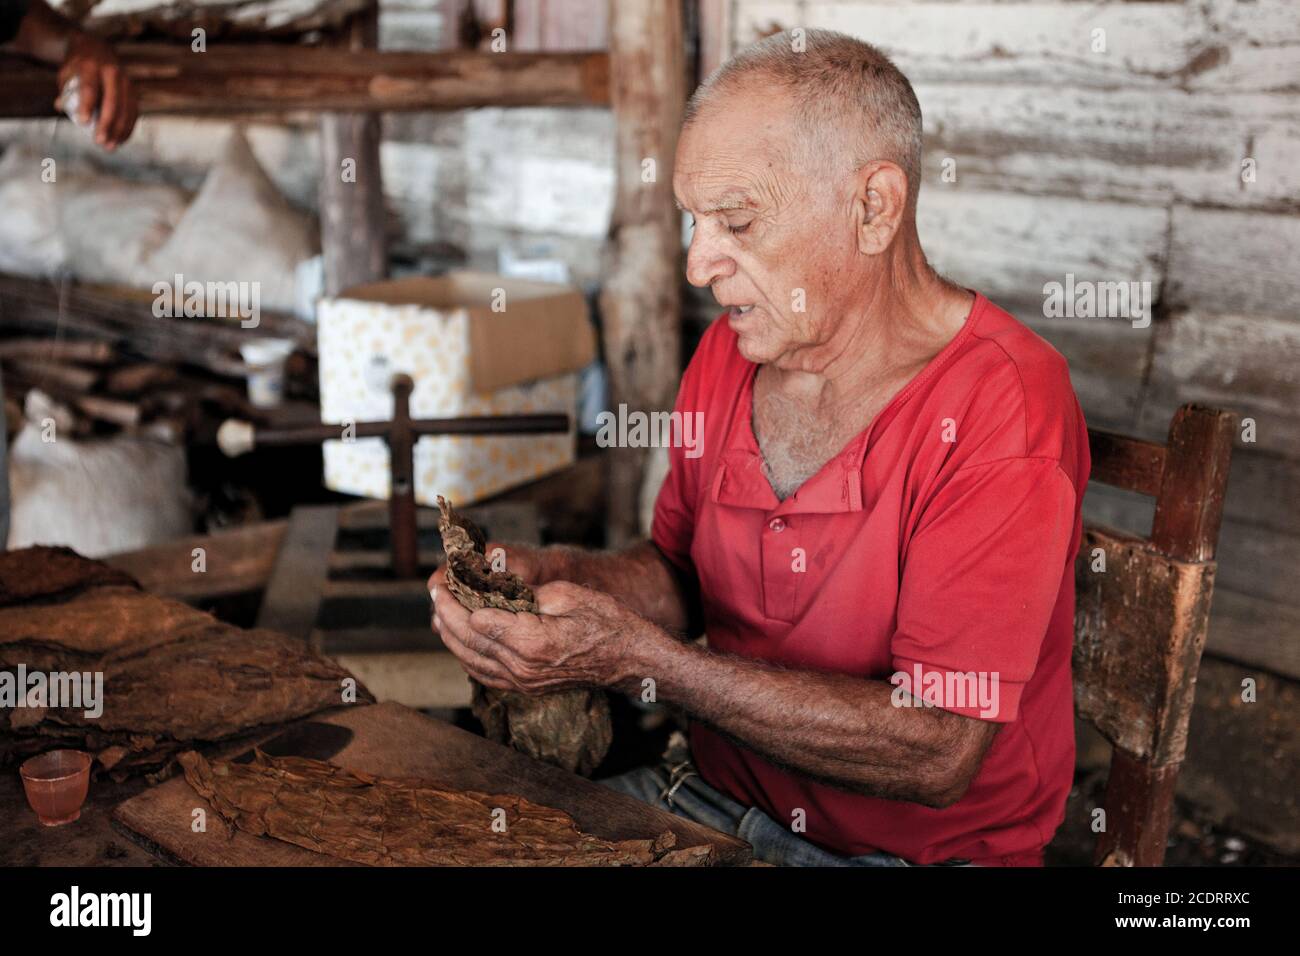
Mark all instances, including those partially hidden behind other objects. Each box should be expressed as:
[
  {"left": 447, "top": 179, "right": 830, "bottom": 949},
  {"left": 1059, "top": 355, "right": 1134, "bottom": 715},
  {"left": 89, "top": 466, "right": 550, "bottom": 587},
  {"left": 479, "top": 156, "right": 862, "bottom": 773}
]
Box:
[
  {"left": 620, "top": 624, "right": 998, "bottom": 807},
  {"left": 432, "top": 577, "right": 997, "bottom": 807},
  {"left": 5, "top": 0, "right": 138, "bottom": 148}
]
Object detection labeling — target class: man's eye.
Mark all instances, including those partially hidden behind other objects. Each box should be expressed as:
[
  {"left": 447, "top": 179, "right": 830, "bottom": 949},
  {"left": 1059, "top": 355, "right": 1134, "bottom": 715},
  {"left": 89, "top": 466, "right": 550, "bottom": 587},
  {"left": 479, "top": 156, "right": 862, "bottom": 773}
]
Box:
[{"left": 727, "top": 222, "right": 751, "bottom": 236}]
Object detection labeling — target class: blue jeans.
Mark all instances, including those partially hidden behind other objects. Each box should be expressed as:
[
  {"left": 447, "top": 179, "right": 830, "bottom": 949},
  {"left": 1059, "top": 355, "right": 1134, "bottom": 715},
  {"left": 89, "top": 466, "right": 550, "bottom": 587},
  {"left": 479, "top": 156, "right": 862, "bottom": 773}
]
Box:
[{"left": 600, "top": 759, "right": 968, "bottom": 867}]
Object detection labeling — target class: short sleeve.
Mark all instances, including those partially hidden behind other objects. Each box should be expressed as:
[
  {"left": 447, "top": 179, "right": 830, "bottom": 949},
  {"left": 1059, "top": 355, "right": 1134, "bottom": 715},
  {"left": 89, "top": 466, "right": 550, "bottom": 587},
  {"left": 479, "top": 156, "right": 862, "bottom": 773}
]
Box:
[
  {"left": 650, "top": 385, "right": 700, "bottom": 577},
  {"left": 890, "top": 457, "right": 1078, "bottom": 723}
]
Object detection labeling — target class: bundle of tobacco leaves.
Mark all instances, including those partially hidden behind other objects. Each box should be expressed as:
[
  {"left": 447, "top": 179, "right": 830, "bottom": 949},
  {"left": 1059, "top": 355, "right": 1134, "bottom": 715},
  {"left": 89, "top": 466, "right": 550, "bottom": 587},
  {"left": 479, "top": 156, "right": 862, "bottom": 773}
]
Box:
[
  {"left": 0, "top": 546, "right": 372, "bottom": 776},
  {"left": 180, "top": 749, "right": 711, "bottom": 866},
  {"left": 436, "top": 496, "right": 612, "bottom": 776}
]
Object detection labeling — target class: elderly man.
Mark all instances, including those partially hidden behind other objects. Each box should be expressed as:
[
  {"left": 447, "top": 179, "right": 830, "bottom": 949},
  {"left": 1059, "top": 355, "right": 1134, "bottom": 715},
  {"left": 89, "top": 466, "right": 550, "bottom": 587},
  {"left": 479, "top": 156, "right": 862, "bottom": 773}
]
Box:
[{"left": 432, "top": 29, "right": 1088, "bottom": 867}]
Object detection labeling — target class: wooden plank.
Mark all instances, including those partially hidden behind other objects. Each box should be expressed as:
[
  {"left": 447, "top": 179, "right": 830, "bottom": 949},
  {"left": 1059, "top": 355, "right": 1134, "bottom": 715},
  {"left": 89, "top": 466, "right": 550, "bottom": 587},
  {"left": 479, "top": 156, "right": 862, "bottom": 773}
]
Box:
[
  {"left": 1087, "top": 429, "right": 1166, "bottom": 498},
  {"left": 736, "top": 2, "right": 1192, "bottom": 88},
  {"left": 698, "top": 0, "right": 733, "bottom": 80},
  {"left": 1151, "top": 405, "right": 1237, "bottom": 563},
  {"left": 917, "top": 189, "right": 1168, "bottom": 305},
  {"left": 328, "top": 651, "right": 473, "bottom": 708},
  {"left": 600, "top": 0, "right": 686, "bottom": 546},
  {"left": 1096, "top": 747, "right": 1181, "bottom": 867},
  {"left": 1206, "top": 589, "right": 1300, "bottom": 681},
  {"left": 0, "top": 46, "right": 611, "bottom": 117},
  {"left": 917, "top": 83, "right": 1300, "bottom": 212},
  {"left": 1165, "top": 207, "right": 1300, "bottom": 319},
  {"left": 1074, "top": 526, "right": 1216, "bottom": 766},
  {"left": 1085, "top": 480, "right": 1300, "bottom": 612},
  {"left": 738, "top": 2, "right": 1300, "bottom": 93},
  {"left": 104, "top": 520, "right": 288, "bottom": 601},
  {"left": 78, "top": 0, "right": 372, "bottom": 42},
  {"left": 319, "top": 6, "right": 388, "bottom": 296},
  {"left": 255, "top": 506, "right": 341, "bottom": 639},
  {"left": 1139, "top": 311, "right": 1300, "bottom": 458},
  {"left": 514, "top": 0, "right": 609, "bottom": 51},
  {"left": 113, "top": 701, "right": 751, "bottom": 866}
]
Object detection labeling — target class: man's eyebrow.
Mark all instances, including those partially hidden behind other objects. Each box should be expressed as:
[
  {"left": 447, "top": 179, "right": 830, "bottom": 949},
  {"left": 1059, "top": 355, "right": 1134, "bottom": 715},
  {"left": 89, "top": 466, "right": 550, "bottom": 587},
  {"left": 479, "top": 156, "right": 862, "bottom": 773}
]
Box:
[{"left": 675, "top": 194, "right": 755, "bottom": 214}]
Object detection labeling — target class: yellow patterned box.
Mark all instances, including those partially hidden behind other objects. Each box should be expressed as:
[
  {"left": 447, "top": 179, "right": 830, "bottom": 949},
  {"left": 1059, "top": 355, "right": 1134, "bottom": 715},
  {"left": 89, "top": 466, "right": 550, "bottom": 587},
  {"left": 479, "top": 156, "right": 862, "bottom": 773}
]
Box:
[{"left": 317, "top": 272, "right": 594, "bottom": 506}]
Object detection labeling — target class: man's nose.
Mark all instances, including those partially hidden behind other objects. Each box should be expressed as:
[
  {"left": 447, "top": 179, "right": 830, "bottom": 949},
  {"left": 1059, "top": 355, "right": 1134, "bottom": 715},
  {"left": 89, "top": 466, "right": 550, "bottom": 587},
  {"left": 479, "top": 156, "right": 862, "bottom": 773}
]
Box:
[{"left": 685, "top": 227, "right": 735, "bottom": 288}]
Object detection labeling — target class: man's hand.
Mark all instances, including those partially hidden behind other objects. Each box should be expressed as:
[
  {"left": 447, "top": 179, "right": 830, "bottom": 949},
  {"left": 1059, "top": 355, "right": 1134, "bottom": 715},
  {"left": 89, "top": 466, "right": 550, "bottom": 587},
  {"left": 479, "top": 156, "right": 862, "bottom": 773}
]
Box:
[
  {"left": 431, "top": 579, "right": 646, "bottom": 695},
  {"left": 56, "top": 32, "right": 137, "bottom": 149}
]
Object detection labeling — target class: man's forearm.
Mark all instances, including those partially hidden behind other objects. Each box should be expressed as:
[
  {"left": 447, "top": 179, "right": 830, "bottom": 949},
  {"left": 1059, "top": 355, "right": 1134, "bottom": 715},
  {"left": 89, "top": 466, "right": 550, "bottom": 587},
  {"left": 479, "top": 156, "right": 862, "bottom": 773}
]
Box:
[
  {"left": 619, "top": 625, "right": 997, "bottom": 808},
  {"left": 540, "top": 540, "right": 694, "bottom": 635}
]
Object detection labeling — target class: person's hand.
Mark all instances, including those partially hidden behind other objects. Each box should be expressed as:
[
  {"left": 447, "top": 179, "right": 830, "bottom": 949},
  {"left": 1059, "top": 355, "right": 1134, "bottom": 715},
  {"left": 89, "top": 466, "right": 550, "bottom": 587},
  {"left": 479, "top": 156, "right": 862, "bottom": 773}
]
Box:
[
  {"left": 425, "top": 540, "right": 545, "bottom": 599},
  {"left": 55, "top": 32, "right": 137, "bottom": 149},
  {"left": 431, "top": 579, "right": 646, "bottom": 694}
]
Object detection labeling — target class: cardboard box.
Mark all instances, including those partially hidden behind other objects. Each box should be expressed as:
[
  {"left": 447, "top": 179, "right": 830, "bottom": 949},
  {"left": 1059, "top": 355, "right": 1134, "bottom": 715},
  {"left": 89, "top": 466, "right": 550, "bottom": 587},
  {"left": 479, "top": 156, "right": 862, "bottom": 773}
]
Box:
[{"left": 317, "top": 272, "right": 594, "bottom": 506}]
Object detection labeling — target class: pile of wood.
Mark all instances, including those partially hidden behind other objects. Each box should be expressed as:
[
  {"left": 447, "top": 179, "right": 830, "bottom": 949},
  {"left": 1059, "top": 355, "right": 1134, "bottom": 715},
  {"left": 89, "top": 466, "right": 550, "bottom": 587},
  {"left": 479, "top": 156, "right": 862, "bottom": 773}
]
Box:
[
  {"left": 0, "top": 274, "right": 315, "bottom": 441},
  {"left": 0, "top": 546, "right": 371, "bottom": 777}
]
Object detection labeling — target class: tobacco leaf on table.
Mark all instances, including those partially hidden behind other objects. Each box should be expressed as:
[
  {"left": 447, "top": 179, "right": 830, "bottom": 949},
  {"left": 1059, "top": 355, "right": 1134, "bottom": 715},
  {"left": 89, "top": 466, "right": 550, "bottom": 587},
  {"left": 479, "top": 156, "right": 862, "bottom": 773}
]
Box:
[
  {"left": 437, "top": 496, "right": 612, "bottom": 776},
  {"left": 0, "top": 546, "right": 374, "bottom": 775},
  {"left": 0, "top": 586, "right": 214, "bottom": 671},
  {"left": 179, "top": 749, "right": 711, "bottom": 866},
  {"left": 0, "top": 545, "right": 137, "bottom": 608}
]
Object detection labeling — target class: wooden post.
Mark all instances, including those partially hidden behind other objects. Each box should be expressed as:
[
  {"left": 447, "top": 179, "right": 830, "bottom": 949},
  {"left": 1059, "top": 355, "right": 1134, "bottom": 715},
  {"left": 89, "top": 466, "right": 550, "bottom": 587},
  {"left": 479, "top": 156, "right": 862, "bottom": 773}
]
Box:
[
  {"left": 388, "top": 374, "right": 418, "bottom": 579},
  {"left": 1150, "top": 404, "right": 1238, "bottom": 563},
  {"left": 319, "top": 4, "right": 387, "bottom": 296},
  {"left": 600, "top": 0, "right": 686, "bottom": 545}
]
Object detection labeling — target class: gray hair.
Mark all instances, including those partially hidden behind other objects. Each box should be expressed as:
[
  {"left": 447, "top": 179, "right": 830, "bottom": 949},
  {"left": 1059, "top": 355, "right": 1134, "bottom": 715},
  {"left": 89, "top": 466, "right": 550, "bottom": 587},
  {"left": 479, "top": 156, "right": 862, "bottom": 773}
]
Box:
[{"left": 685, "top": 29, "right": 924, "bottom": 207}]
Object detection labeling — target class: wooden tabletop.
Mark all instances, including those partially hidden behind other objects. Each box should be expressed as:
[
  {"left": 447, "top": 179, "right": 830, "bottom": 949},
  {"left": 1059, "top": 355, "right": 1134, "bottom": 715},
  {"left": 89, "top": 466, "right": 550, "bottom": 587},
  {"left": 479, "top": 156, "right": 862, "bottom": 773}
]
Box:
[{"left": 113, "top": 702, "right": 752, "bottom": 866}]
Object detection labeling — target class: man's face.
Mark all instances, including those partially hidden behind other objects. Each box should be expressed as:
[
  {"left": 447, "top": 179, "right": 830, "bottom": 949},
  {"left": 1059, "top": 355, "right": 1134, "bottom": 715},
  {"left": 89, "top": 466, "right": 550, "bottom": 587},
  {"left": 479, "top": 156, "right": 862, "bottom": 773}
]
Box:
[{"left": 674, "top": 87, "right": 859, "bottom": 367}]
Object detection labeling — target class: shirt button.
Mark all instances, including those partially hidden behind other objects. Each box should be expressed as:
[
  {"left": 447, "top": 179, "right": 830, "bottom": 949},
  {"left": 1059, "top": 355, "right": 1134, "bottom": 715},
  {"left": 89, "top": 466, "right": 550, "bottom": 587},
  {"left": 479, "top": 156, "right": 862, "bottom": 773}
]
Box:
[{"left": 769, "top": 518, "right": 785, "bottom": 533}]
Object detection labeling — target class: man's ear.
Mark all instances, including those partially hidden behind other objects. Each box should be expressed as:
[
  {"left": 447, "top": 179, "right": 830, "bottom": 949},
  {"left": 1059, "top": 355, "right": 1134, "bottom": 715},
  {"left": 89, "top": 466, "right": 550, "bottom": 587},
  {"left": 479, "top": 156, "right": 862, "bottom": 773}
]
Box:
[{"left": 852, "top": 162, "right": 910, "bottom": 255}]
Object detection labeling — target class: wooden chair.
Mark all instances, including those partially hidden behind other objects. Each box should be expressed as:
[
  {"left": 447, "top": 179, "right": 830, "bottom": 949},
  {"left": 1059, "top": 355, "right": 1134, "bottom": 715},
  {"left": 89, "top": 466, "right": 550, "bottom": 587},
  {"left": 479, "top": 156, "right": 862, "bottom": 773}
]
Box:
[{"left": 1075, "top": 403, "right": 1236, "bottom": 866}]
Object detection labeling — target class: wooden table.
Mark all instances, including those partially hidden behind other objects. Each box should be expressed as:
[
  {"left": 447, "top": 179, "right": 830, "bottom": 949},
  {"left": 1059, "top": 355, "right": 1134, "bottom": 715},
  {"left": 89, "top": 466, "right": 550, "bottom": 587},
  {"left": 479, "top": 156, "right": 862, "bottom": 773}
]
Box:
[{"left": 113, "top": 702, "right": 752, "bottom": 866}]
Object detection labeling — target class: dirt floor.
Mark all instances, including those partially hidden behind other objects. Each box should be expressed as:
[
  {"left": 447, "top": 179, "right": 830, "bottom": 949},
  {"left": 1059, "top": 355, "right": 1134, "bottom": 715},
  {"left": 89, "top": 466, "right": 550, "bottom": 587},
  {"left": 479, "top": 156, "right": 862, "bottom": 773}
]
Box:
[{"left": 1046, "top": 766, "right": 1300, "bottom": 866}]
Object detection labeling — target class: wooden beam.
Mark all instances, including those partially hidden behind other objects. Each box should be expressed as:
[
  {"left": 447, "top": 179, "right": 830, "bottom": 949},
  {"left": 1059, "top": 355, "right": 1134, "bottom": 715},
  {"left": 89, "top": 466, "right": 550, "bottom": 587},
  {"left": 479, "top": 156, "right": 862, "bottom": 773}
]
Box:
[
  {"left": 1088, "top": 429, "right": 1167, "bottom": 499},
  {"left": 319, "top": 5, "right": 387, "bottom": 296},
  {"left": 0, "top": 46, "right": 610, "bottom": 117},
  {"left": 255, "top": 505, "right": 341, "bottom": 640},
  {"left": 1151, "top": 404, "right": 1238, "bottom": 563},
  {"left": 599, "top": 0, "right": 686, "bottom": 545}
]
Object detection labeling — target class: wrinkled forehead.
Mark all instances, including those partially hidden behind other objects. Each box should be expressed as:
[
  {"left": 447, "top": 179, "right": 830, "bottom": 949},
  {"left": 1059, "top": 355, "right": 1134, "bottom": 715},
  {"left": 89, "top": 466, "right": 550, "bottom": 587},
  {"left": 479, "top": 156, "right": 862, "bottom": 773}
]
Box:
[{"left": 673, "top": 86, "right": 804, "bottom": 210}]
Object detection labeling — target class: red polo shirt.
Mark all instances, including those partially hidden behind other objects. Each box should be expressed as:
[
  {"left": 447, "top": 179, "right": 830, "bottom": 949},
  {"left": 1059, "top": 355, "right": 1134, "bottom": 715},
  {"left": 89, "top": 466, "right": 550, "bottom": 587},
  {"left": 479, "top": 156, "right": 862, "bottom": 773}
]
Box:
[{"left": 652, "top": 292, "right": 1088, "bottom": 866}]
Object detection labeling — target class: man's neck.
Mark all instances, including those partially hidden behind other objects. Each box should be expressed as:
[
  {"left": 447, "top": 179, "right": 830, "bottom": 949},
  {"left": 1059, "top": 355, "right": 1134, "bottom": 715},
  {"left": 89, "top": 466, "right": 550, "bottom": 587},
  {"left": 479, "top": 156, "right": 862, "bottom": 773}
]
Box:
[{"left": 766, "top": 229, "right": 973, "bottom": 412}]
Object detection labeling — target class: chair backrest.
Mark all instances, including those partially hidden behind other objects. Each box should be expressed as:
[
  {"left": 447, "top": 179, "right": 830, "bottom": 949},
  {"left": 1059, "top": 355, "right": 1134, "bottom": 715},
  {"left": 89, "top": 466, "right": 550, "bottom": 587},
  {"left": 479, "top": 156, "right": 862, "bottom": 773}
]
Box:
[{"left": 1074, "top": 404, "right": 1236, "bottom": 866}]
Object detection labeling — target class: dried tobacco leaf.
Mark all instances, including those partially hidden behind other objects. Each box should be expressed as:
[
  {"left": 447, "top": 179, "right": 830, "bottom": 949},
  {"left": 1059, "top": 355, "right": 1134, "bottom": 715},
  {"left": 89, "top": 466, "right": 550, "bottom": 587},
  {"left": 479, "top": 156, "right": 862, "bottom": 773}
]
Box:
[
  {"left": 436, "top": 496, "right": 612, "bottom": 776},
  {"left": 179, "top": 749, "right": 706, "bottom": 866},
  {"left": 0, "top": 546, "right": 373, "bottom": 774},
  {"left": 0, "top": 545, "right": 137, "bottom": 608}
]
